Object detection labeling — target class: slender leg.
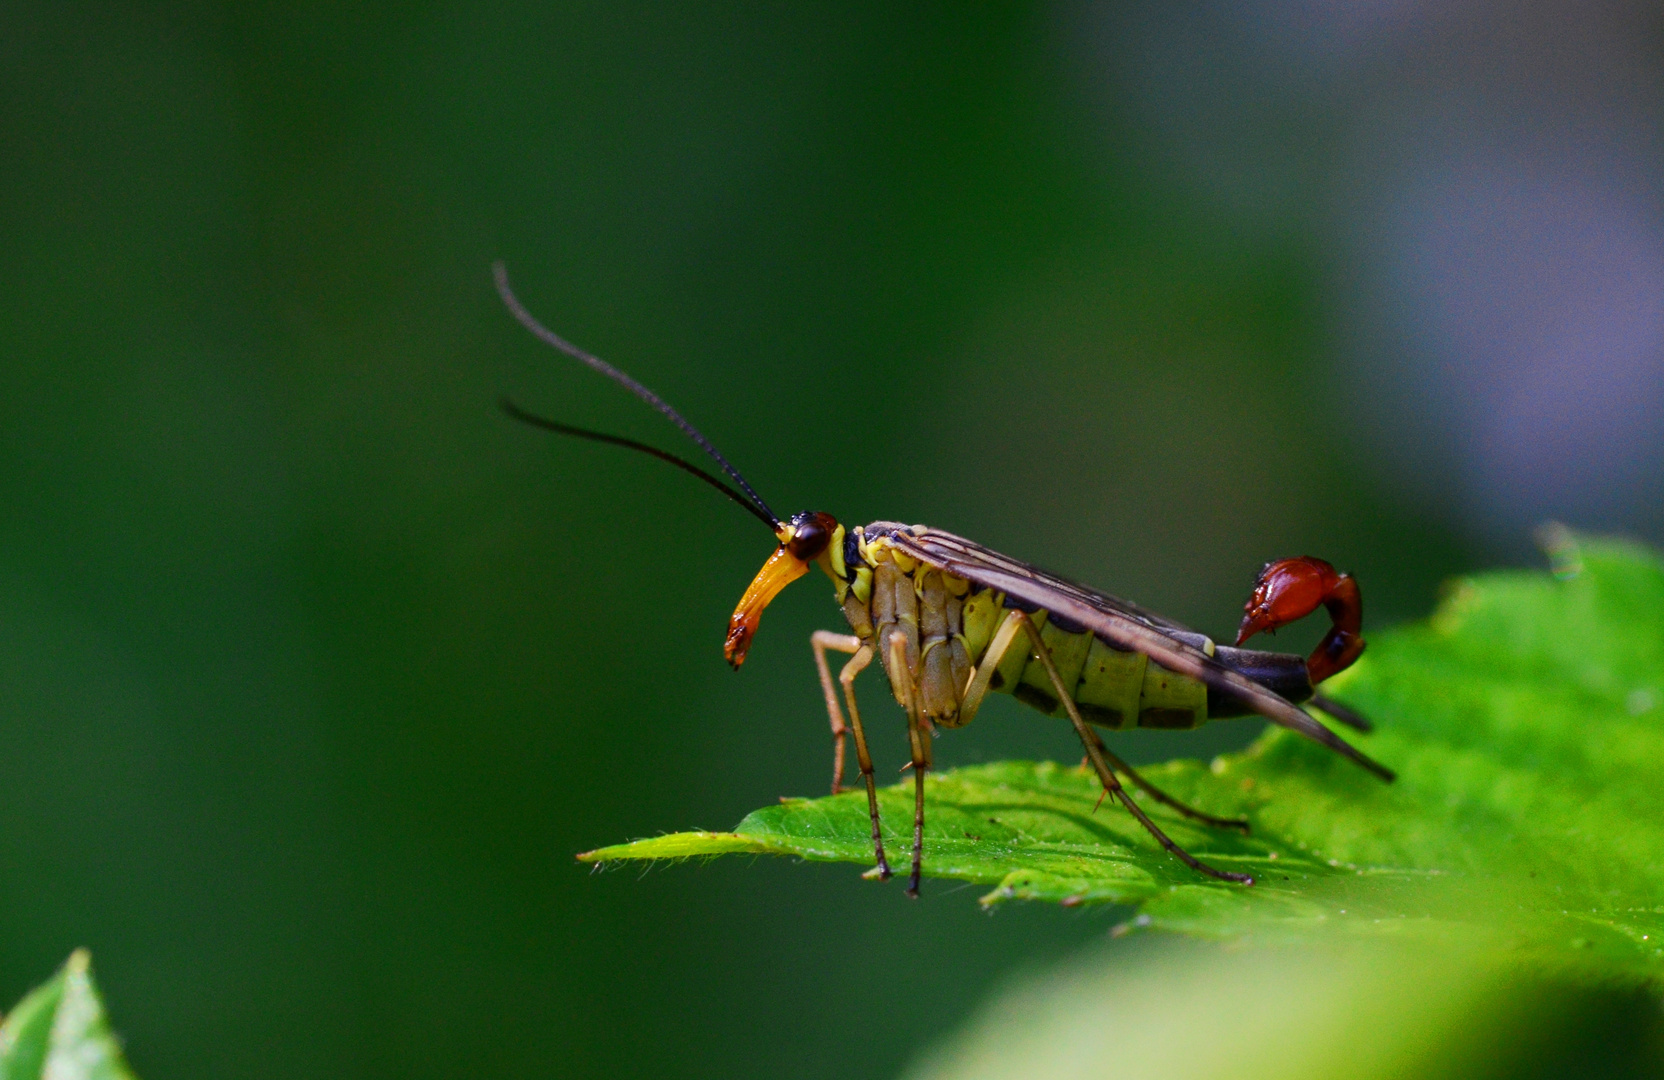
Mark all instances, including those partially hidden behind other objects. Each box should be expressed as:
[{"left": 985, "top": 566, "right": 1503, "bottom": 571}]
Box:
[
  {"left": 962, "top": 610, "right": 1250, "bottom": 837},
  {"left": 956, "top": 609, "right": 1027, "bottom": 726},
  {"left": 1080, "top": 725, "right": 1250, "bottom": 834},
  {"left": 811, "top": 631, "right": 862, "bottom": 793},
  {"left": 965, "top": 605, "right": 1251, "bottom": 835},
  {"left": 887, "top": 630, "right": 931, "bottom": 898},
  {"left": 1011, "top": 611, "right": 1254, "bottom": 885},
  {"left": 835, "top": 642, "right": 889, "bottom": 879}
]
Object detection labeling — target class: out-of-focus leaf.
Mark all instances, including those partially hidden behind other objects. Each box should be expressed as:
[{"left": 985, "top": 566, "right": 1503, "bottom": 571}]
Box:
[
  {"left": 901, "top": 938, "right": 1664, "bottom": 1080},
  {"left": 581, "top": 535, "right": 1664, "bottom": 981},
  {"left": 0, "top": 951, "right": 137, "bottom": 1080}
]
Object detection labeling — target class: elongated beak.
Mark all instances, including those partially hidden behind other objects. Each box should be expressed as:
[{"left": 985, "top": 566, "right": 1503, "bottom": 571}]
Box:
[{"left": 724, "top": 545, "right": 809, "bottom": 668}]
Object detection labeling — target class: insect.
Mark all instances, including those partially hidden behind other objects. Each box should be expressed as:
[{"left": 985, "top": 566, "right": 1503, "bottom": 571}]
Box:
[{"left": 495, "top": 263, "right": 1393, "bottom": 896}]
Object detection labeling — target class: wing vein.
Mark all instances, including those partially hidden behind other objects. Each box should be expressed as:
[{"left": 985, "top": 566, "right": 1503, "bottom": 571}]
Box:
[{"left": 875, "top": 525, "right": 1394, "bottom": 782}]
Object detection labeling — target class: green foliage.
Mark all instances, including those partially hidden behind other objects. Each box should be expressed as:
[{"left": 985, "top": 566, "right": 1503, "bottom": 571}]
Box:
[
  {"left": 582, "top": 534, "right": 1664, "bottom": 982},
  {"left": 0, "top": 952, "right": 136, "bottom": 1080},
  {"left": 902, "top": 938, "right": 1664, "bottom": 1080}
]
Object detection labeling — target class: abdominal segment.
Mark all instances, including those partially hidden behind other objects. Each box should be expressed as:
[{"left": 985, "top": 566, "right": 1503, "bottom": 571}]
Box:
[
  {"left": 987, "top": 607, "right": 1211, "bottom": 731},
  {"left": 844, "top": 535, "right": 1214, "bottom": 731}
]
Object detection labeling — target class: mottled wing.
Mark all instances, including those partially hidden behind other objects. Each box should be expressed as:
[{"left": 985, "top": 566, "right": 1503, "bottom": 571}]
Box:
[{"left": 879, "top": 524, "right": 1394, "bottom": 781}]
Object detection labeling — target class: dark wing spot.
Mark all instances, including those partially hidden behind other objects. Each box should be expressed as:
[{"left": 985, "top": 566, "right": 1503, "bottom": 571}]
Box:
[
  {"left": 1002, "top": 593, "right": 1044, "bottom": 615},
  {"left": 1046, "top": 612, "right": 1088, "bottom": 635}
]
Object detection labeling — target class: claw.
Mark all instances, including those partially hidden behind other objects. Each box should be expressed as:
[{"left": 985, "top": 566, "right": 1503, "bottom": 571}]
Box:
[{"left": 1237, "top": 556, "right": 1365, "bottom": 685}]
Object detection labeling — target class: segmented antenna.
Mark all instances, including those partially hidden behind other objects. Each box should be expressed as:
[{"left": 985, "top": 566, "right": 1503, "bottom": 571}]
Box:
[
  {"left": 493, "top": 262, "right": 780, "bottom": 528},
  {"left": 498, "top": 397, "right": 777, "bottom": 530}
]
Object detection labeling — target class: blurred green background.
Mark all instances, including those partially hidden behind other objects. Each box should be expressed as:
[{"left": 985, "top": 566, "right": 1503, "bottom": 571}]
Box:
[{"left": 2, "top": 3, "right": 1656, "bottom": 1078}]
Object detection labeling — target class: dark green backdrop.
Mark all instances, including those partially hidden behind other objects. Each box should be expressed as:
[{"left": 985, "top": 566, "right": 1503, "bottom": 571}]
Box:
[{"left": 0, "top": 5, "right": 1475, "bottom": 1077}]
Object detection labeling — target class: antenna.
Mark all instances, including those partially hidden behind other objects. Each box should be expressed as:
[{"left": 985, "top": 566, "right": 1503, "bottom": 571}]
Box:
[
  {"left": 494, "top": 262, "right": 780, "bottom": 528},
  {"left": 498, "top": 397, "right": 778, "bottom": 530}
]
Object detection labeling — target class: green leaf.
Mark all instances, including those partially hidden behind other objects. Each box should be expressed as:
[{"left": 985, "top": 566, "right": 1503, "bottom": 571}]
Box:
[
  {"left": 0, "top": 951, "right": 137, "bottom": 1080},
  {"left": 903, "top": 938, "right": 1664, "bottom": 1080},
  {"left": 581, "top": 534, "right": 1664, "bottom": 981}
]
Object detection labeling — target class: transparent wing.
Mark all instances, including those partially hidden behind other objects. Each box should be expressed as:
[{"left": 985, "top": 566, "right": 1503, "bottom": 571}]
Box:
[
  {"left": 874, "top": 524, "right": 1194, "bottom": 633},
  {"left": 872, "top": 523, "right": 1394, "bottom": 782}
]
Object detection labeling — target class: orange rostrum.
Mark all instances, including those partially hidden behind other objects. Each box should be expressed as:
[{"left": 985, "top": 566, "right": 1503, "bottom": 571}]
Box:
[{"left": 725, "top": 544, "right": 808, "bottom": 668}]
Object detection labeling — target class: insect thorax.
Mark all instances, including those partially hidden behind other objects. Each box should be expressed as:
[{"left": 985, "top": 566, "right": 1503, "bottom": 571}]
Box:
[{"left": 830, "top": 525, "right": 1211, "bottom": 732}]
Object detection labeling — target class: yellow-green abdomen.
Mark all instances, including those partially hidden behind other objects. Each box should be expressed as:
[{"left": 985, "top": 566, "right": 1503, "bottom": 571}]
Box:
[{"left": 968, "top": 591, "right": 1211, "bottom": 730}]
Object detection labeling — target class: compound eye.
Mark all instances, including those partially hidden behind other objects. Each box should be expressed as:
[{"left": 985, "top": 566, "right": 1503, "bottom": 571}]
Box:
[{"left": 785, "top": 511, "right": 836, "bottom": 561}]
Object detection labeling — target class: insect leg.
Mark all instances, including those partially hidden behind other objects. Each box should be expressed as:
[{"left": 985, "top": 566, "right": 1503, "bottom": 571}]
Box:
[
  {"left": 811, "top": 631, "right": 862, "bottom": 793},
  {"left": 833, "top": 642, "right": 890, "bottom": 880},
  {"left": 1079, "top": 726, "right": 1250, "bottom": 834},
  {"left": 956, "top": 609, "right": 1028, "bottom": 726},
  {"left": 887, "top": 630, "right": 931, "bottom": 898},
  {"left": 959, "top": 614, "right": 1242, "bottom": 830},
  {"left": 1011, "top": 611, "right": 1254, "bottom": 886}
]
